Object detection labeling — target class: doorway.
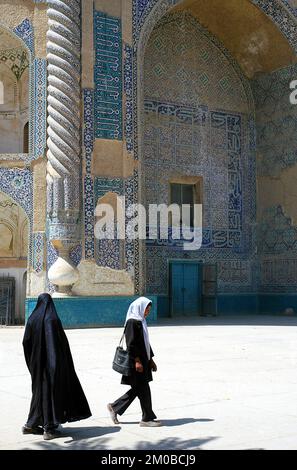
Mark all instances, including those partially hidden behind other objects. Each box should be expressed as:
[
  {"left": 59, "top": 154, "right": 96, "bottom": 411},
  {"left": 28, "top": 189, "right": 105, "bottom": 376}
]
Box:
[{"left": 169, "top": 260, "right": 203, "bottom": 316}]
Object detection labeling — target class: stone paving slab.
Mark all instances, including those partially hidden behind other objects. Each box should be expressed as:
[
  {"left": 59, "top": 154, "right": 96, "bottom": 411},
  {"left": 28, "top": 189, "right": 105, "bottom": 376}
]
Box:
[{"left": 1, "top": 315, "right": 297, "bottom": 450}]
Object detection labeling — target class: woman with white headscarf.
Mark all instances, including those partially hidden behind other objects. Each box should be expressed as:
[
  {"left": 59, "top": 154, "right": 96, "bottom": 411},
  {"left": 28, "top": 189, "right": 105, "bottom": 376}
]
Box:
[{"left": 107, "top": 297, "right": 161, "bottom": 427}]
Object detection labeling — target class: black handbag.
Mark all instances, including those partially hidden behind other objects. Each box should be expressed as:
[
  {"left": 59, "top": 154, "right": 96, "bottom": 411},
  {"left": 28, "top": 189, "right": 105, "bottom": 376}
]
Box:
[{"left": 112, "top": 327, "right": 134, "bottom": 376}]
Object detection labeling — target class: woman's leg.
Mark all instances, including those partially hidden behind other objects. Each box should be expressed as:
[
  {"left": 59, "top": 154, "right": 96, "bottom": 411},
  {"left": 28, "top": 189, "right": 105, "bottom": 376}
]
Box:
[
  {"left": 111, "top": 387, "right": 138, "bottom": 416},
  {"left": 136, "top": 383, "right": 157, "bottom": 422}
]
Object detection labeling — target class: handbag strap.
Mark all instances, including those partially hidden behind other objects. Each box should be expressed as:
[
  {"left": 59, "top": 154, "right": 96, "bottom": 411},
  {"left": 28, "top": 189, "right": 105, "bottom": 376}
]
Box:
[{"left": 119, "top": 324, "right": 127, "bottom": 347}]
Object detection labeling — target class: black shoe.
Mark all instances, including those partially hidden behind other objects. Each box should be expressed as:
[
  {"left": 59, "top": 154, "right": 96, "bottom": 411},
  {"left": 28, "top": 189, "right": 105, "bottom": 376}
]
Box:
[{"left": 22, "top": 425, "right": 44, "bottom": 435}]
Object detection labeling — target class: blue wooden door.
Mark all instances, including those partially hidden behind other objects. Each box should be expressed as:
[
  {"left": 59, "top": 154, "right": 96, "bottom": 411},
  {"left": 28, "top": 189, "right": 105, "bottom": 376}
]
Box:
[{"left": 170, "top": 262, "right": 202, "bottom": 316}]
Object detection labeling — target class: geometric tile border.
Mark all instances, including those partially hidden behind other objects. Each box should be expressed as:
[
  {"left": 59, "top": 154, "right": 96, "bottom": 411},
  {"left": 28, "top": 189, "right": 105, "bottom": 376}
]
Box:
[
  {"left": 33, "top": 58, "right": 47, "bottom": 158},
  {"left": 124, "top": 43, "right": 133, "bottom": 152},
  {"left": 94, "top": 11, "right": 123, "bottom": 140},
  {"left": 32, "top": 232, "right": 45, "bottom": 273}
]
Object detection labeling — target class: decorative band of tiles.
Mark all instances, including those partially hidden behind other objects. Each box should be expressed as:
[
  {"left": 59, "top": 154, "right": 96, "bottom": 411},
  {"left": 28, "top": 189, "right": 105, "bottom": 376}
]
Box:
[
  {"left": 124, "top": 43, "right": 133, "bottom": 152},
  {"left": 94, "top": 11, "right": 123, "bottom": 140},
  {"left": 84, "top": 175, "right": 95, "bottom": 260},
  {"left": 146, "top": 227, "right": 241, "bottom": 249},
  {"left": 32, "top": 232, "right": 45, "bottom": 273},
  {"left": 33, "top": 58, "right": 47, "bottom": 158},
  {"left": 83, "top": 89, "right": 94, "bottom": 175}
]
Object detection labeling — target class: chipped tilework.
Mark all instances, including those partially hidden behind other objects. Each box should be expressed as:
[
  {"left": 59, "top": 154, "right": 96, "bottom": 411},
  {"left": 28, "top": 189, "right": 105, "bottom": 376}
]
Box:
[
  {"left": 253, "top": 204, "right": 297, "bottom": 294},
  {"left": 125, "top": 172, "right": 137, "bottom": 279},
  {"left": 252, "top": 0, "right": 297, "bottom": 50},
  {"left": 94, "top": 177, "right": 124, "bottom": 200},
  {"left": 251, "top": 64, "right": 297, "bottom": 177},
  {"left": 94, "top": 11, "right": 122, "bottom": 140},
  {"left": 94, "top": 177, "right": 124, "bottom": 270},
  {"left": 134, "top": 1, "right": 297, "bottom": 52},
  {"left": 258, "top": 206, "right": 297, "bottom": 255},
  {"left": 91, "top": 175, "right": 138, "bottom": 275},
  {"left": 96, "top": 235, "right": 123, "bottom": 270}
]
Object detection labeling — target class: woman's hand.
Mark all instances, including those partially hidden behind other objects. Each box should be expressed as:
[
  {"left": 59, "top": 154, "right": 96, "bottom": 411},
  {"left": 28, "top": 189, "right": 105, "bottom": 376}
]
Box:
[
  {"left": 135, "top": 360, "right": 143, "bottom": 373},
  {"left": 150, "top": 360, "right": 157, "bottom": 372}
]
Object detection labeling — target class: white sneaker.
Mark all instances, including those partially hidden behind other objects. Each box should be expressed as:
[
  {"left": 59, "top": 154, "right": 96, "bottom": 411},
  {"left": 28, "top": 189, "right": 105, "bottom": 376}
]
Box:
[
  {"left": 107, "top": 403, "right": 120, "bottom": 425},
  {"left": 139, "top": 420, "right": 162, "bottom": 427}
]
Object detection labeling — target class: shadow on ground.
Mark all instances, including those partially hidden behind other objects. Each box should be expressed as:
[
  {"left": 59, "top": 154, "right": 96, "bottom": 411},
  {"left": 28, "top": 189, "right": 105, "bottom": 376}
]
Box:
[
  {"left": 20, "top": 435, "right": 218, "bottom": 450},
  {"left": 20, "top": 426, "right": 120, "bottom": 450},
  {"left": 133, "top": 436, "right": 218, "bottom": 450},
  {"left": 120, "top": 418, "right": 214, "bottom": 426}
]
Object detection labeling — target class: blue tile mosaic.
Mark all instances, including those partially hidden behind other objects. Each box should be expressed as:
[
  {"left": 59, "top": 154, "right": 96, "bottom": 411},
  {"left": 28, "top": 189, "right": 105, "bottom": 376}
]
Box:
[
  {"left": 124, "top": 43, "right": 133, "bottom": 153},
  {"left": 13, "top": 18, "right": 34, "bottom": 55},
  {"left": 33, "top": 58, "right": 47, "bottom": 158},
  {"left": 144, "top": 101, "right": 243, "bottom": 250},
  {"left": 94, "top": 177, "right": 124, "bottom": 200},
  {"left": 83, "top": 89, "right": 94, "bottom": 175},
  {"left": 32, "top": 232, "right": 45, "bottom": 274},
  {"left": 94, "top": 177, "right": 124, "bottom": 269},
  {"left": 139, "top": 10, "right": 258, "bottom": 296},
  {"left": 94, "top": 11, "right": 123, "bottom": 140},
  {"left": 0, "top": 168, "right": 33, "bottom": 221},
  {"left": 251, "top": 64, "right": 297, "bottom": 177},
  {"left": 84, "top": 175, "right": 95, "bottom": 260}
]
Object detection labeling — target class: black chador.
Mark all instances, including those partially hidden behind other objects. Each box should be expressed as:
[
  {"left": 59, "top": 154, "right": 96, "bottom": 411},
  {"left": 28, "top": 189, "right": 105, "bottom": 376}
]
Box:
[{"left": 22, "top": 293, "right": 91, "bottom": 435}]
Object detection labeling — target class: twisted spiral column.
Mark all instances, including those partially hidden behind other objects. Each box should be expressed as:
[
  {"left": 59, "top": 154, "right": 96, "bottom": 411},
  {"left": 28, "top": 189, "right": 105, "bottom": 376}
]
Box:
[
  {"left": 47, "top": 0, "right": 81, "bottom": 178},
  {"left": 46, "top": 0, "right": 81, "bottom": 295}
]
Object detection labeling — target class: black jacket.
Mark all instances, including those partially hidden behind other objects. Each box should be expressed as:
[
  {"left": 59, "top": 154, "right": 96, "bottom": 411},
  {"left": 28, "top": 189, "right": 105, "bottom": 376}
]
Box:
[
  {"left": 121, "top": 318, "right": 154, "bottom": 386},
  {"left": 23, "top": 293, "right": 92, "bottom": 428}
]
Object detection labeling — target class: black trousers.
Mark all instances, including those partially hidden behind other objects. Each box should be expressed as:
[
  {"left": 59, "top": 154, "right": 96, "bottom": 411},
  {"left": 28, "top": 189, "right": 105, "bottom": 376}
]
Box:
[{"left": 111, "top": 382, "right": 157, "bottom": 422}]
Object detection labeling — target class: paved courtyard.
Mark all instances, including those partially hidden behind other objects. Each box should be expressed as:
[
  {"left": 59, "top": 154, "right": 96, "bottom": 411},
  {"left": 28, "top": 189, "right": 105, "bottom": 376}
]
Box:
[{"left": 1, "top": 315, "right": 297, "bottom": 450}]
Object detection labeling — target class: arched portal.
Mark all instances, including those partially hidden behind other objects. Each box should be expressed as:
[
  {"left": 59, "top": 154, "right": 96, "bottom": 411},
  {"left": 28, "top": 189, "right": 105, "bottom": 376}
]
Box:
[
  {"left": 0, "top": 23, "right": 30, "bottom": 154},
  {"left": 0, "top": 191, "right": 29, "bottom": 324},
  {"left": 136, "top": 0, "right": 297, "bottom": 314}
]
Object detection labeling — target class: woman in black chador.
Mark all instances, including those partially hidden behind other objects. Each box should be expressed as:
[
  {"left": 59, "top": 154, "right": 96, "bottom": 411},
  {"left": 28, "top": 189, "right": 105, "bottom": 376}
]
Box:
[
  {"left": 22, "top": 293, "right": 92, "bottom": 440},
  {"left": 107, "top": 297, "right": 161, "bottom": 427}
]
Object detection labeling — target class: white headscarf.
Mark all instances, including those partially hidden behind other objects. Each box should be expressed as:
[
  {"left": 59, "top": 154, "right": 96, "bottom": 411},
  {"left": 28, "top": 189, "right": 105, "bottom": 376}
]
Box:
[{"left": 125, "top": 296, "right": 152, "bottom": 360}]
